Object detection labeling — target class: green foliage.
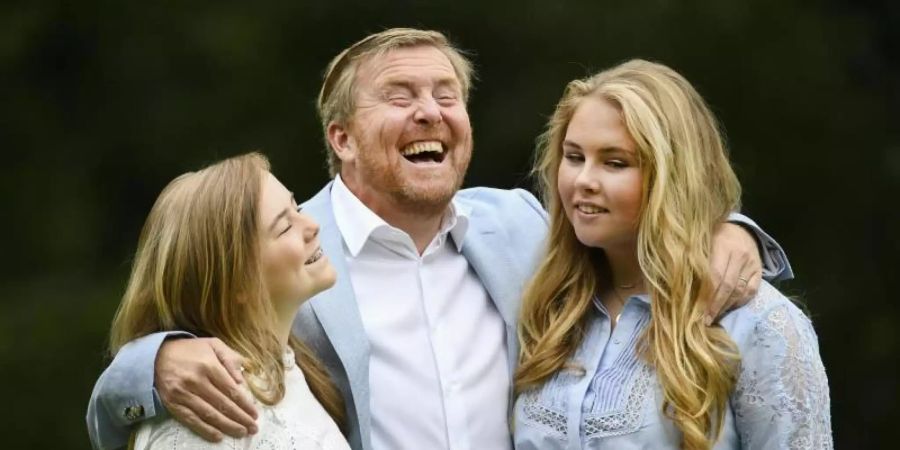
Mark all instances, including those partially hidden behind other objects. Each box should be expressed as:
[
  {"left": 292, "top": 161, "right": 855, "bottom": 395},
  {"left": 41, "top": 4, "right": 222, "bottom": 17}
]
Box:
[{"left": 1, "top": 0, "right": 897, "bottom": 447}]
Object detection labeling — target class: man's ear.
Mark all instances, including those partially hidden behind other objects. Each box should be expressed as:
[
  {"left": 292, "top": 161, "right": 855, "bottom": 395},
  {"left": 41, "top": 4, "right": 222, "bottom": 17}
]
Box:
[{"left": 326, "top": 121, "right": 356, "bottom": 164}]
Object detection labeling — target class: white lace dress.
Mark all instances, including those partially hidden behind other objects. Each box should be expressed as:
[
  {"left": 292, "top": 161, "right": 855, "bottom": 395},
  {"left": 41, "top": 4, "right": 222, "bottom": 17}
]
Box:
[{"left": 133, "top": 349, "right": 349, "bottom": 450}]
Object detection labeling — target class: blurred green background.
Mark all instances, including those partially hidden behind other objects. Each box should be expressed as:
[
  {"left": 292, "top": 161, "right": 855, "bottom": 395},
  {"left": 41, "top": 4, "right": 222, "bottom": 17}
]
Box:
[{"left": 1, "top": 0, "right": 897, "bottom": 448}]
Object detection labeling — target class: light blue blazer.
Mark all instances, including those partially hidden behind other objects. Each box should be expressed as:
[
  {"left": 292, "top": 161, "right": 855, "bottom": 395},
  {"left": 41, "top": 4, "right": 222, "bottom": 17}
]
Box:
[
  {"left": 291, "top": 184, "right": 551, "bottom": 450},
  {"left": 85, "top": 182, "right": 792, "bottom": 450}
]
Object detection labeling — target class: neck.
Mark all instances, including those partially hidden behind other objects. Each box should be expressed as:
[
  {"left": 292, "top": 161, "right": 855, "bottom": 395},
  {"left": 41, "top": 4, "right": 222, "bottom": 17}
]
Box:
[
  {"left": 342, "top": 176, "right": 448, "bottom": 255},
  {"left": 273, "top": 302, "right": 299, "bottom": 349},
  {"left": 603, "top": 245, "right": 645, "bottom": 293}
]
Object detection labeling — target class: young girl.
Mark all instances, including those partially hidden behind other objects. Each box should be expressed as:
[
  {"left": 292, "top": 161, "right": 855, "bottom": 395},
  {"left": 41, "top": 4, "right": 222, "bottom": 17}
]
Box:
[
  {"left": 109, "top": 153, "right": 349, "bottom": 449},
  {"left": 514, "top": 60, "right": 831, "bottom": 449}
]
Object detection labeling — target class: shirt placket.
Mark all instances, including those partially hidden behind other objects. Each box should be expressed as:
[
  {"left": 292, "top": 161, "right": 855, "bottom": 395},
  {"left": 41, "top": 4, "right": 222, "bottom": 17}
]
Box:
[
  {"left": 566, "top": 317, "right": 608, "bottom": 450},
  {"left": 420, "top": 237, "right": 471, "bottom": 450}
]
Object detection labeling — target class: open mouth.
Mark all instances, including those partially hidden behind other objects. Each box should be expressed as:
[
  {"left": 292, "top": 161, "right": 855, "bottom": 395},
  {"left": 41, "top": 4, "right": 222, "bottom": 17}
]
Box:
[
  {"left": 305, "top": 247, "right": 324, "bottom": 265},
  {"left": 576, "top": 204, "right": 609, "bottom": 215},
  {"left": 400, "top": 140, "right": 446, "bottom": 164}
]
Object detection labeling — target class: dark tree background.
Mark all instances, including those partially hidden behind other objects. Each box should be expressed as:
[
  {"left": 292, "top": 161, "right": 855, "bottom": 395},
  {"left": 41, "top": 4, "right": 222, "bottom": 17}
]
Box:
[{"left": 1, "top": 0, "right": 897, "bottom": 448}]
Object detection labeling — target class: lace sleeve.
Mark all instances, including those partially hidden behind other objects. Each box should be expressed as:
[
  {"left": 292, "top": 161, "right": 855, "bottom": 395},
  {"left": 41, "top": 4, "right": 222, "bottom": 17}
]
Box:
[{"left": 731, "top": 292, "right": 833, "bottom": 450}]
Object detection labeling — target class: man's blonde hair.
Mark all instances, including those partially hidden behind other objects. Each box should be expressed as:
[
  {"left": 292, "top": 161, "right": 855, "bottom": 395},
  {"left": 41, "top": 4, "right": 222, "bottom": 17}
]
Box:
[{"left": 316, "top": 28, "right": 474, "bottom": 176}]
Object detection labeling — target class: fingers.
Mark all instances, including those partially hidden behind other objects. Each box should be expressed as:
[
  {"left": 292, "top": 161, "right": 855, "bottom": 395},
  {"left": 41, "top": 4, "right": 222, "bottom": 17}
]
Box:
[
  {"left": 744, "top": 270, "right": 762, "bottom": 300},
  {"left": 194, "top": 371, "right": 257, "bottom": 437},
  {"left": 167, "top": 402, "right": 224, "bottom": 443},
  {"left": 154, "top": 338, "right": 258, "bottom": 440},
  {"left": 206, "top": 363, "right": 259, "bottom": 429},
  {"left": 170, "top": 387, "right": 250, "bottom": 440},
  {"left": 164, "top": 366, "right": 256, "bottom": 439},
  {"left": 210, "top": 339, "right": 246, "bottom": 386},
  {"left": 707, "top": 252, "right": 750, "bottom": 325},
  {"left": 708, "top": 222, "right": 765, "bottom": 325}
]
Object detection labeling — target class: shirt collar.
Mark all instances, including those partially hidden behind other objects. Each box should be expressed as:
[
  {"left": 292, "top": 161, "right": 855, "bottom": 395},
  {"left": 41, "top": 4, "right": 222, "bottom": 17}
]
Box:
[
  {"left": 446, "top": 200, "right": 471, "bottom": 252},
  {"left": 592, "top": 292, "right": 651, "bottom": 314},
  {"left": 330, "top": 175, "right": 471, "bottom": 256}
]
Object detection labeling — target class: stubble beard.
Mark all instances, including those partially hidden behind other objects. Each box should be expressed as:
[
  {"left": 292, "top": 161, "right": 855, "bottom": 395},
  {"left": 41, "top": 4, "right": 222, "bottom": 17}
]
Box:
[{"left": 363, "top": 156, "right": 469, "bottom": 218}]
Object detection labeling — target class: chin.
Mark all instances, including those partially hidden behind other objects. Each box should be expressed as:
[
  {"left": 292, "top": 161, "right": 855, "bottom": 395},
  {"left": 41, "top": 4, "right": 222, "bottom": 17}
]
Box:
[
  {"left": 309, "top": 265, "right": 338, "bottom": 297},
  {"left": 572, "top": 230, "right": 605, "bottom": 249},
  {"left": 400, "top": 180, "right": 459, "bottom": 208}
]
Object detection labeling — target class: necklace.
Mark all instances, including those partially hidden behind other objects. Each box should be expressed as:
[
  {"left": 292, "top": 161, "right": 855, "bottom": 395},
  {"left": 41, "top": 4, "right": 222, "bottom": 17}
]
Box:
[{"left": 610, "top": 287, "right": 628, "bottom": 324}]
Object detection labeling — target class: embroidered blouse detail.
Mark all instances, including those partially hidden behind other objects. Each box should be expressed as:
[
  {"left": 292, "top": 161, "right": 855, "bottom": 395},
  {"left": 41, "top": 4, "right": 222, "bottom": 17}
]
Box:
[
  {"left": 514, "top": 281, "right": 832, "bottom": 449},
  {"left": 733, "top": 291, "right": 832, "bottom": 449},
  {"left": 133, "top": 348, "right": 349, "bottom": 450}
]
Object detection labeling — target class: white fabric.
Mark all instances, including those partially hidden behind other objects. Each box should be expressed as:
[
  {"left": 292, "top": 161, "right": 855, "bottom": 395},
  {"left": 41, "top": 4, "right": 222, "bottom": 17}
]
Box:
[
  {"left": 132, "top": 348, "right": 349, "bottom": 450},
  {"left": 331, "top": 176, "right": 512, "bottom": 450}
]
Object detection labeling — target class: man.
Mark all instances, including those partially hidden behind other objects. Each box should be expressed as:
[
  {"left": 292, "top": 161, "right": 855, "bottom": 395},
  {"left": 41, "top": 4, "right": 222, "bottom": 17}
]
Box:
[{"left": 87, "top": 28, "right": 791, "bottom": 450}]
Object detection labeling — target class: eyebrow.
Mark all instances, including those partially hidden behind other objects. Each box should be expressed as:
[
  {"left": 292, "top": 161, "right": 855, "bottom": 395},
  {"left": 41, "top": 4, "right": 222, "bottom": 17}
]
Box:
[
  {"left": 562, "top": 140, "right": 633, "bottom": 155},
  {"left": 268, "top": 208, "right": 290, "bottom": 233},
  {"left": 382, "top": 77, "right": 460, "bottom": 92},
  {"left": 268, "top": 193, "right": 296, "bottom": 233}
]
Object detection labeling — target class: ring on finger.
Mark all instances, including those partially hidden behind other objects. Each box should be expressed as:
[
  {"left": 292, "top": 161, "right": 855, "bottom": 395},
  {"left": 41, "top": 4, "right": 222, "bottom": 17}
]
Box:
[{"left": 737, "top": 276, "right": 749, "bottom": 285}]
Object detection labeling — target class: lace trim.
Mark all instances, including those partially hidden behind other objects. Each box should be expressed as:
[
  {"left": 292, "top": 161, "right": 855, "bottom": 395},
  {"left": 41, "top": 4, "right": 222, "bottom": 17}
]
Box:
[
  {"left": 282, "top": 347, "right": 295, "bottom": 369},
  {"left": 735, "top": 285, "right": 832, "bottom": 450},
  {"left": 521, "top": 391, "right": 568, "bottom": 438},
  {"left": 583, "top": 363, "right": 653, "bottom": 438}
]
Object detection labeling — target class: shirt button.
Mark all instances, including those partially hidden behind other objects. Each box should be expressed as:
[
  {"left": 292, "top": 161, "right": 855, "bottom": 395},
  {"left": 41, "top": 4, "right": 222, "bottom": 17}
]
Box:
[{"left": 614, "top": 340, "right": 621, "bottom": 345}]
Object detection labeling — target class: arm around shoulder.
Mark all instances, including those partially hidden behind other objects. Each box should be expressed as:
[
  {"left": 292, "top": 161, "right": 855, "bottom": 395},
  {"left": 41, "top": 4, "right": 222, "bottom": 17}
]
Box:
[
  {"left": 726, "top": 212, "right": 794, "bottom": 282},
  {"left": 729, "top": 284, "right": 832, "bottom": 449},
  {"left": 87, "top": 331, "right": 193, "bottom": 450}
]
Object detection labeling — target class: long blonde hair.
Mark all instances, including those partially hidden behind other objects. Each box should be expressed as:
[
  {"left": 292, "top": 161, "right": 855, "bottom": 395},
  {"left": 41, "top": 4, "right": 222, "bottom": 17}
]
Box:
[
  {"left": 109, "top": 152, "right": 344, "bottom": 428},
  {"left": 516, "top": 60, "right": 742, "bottom": 449}
]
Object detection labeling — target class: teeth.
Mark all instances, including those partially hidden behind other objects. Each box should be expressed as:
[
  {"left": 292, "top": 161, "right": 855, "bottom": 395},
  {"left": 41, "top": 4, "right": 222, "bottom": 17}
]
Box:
[
  {"left": 305, "top": 247, "right": 323, "bottom": 265},
  {"left": 577, "top": 204, "right": 606, "bottom": 214},
  {"left": 400, "top": 140, "right": 444, "bottom": 156}
]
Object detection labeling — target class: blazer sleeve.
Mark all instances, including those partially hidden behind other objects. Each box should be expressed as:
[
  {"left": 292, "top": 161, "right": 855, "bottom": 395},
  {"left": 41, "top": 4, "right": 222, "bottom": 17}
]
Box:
[
  {"left": 727, "top": 212, "right": 793, "bottom": 281},
  {"left": 86, "top": 331, "right": 192, "bottom": 449}
]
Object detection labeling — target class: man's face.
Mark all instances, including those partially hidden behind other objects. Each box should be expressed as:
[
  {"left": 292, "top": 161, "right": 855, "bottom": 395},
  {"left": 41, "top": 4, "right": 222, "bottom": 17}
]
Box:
[{"left": 335, "top": 45, "right": 473, "bottom": 216}]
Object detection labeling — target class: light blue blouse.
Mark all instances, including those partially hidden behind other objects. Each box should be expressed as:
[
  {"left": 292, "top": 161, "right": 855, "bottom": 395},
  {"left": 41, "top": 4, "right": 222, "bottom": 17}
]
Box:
[{"left": 513, "top": 282, "right": 832, "bottom": 449}]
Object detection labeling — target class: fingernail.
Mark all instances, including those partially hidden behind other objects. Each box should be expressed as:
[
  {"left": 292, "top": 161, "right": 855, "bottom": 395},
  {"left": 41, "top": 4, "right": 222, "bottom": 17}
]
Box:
[
  {"left": 249, "top": 425, "right": 259, "bottom": 434},
  {"left": 704, "top": 315, "right": 713, "bottom": 326}
]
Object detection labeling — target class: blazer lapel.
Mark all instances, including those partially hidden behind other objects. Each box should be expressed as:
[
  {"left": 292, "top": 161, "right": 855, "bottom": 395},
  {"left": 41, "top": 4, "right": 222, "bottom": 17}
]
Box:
[
  {"left": 303, "top": 183, "right": 372, "bottom": 447},
  {"left": 460, "top": 202, "right": 523, "bottom": 375}
]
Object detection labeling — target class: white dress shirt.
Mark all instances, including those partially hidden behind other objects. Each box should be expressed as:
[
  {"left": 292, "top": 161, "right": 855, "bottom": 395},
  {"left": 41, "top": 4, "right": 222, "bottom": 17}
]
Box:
[{"left": 331, "top": 176, "right": 512, "bottom": 450}]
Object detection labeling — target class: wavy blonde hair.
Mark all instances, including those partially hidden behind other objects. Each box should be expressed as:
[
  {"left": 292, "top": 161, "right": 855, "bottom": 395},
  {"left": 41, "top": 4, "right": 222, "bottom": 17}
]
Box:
[
  {"left": 516, "top": 60, "right": 742, "bottom": 449},
  {"left": 109, "top": 152, "right": 345, "bottom": 428},
  {"left": 317, "top": 27, "right": 474, "bottom": 176}
]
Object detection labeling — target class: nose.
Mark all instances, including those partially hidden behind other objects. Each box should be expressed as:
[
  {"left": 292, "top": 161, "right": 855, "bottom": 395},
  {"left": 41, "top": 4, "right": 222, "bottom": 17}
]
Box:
[
  {"left": 574, "top": 164, "right": 601, "bottom": 193},
  {"left": 413, "top": 97, "right": 442, "bottom": 126},
  {"left": 297, "top": 212, "right": 320, "bottom": 242}
]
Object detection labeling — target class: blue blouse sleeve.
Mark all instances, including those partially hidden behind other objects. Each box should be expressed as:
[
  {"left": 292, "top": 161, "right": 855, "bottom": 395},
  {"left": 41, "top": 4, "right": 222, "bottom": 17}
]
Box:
[{"left": 728, "top": 283, "right": 832, "bottom": 449}]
